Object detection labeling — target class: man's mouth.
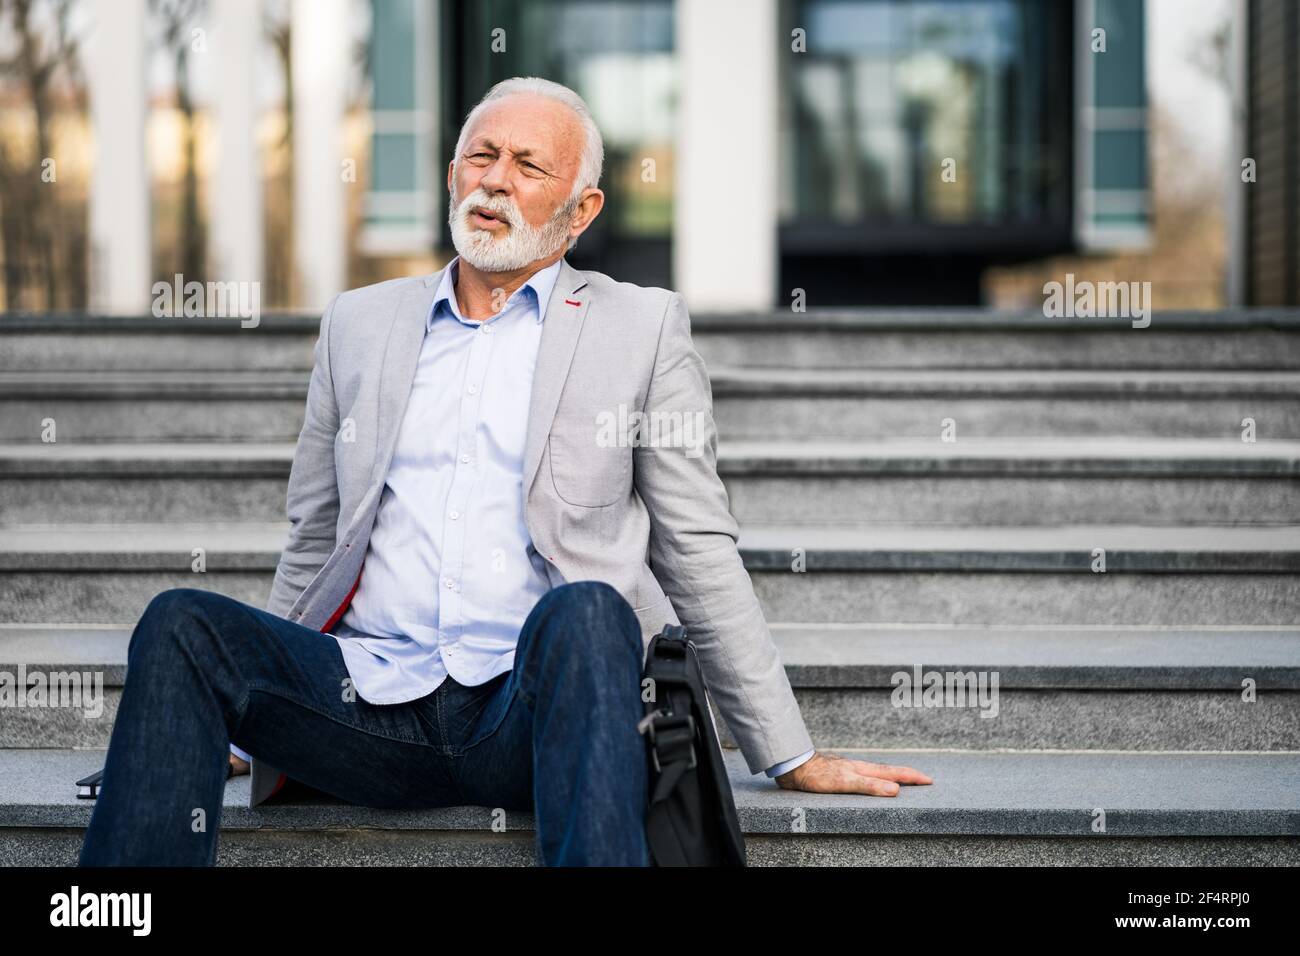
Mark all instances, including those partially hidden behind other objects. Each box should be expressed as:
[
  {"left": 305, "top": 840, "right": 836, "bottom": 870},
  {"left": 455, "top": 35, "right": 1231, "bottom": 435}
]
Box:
[{"left": 472, "top": 206, "right": 508, "bottom": 228}]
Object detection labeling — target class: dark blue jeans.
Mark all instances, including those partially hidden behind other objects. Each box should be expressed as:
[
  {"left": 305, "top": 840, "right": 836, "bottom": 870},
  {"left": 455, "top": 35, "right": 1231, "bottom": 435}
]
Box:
[{"left": 78, "top": 580, "right": 650, "bottom": 866}]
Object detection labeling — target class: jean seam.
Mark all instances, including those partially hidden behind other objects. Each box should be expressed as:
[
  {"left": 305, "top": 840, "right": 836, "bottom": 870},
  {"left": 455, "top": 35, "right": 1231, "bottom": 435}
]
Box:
[
  {"left": 245, "top": 679, "right": 433, "bottom": 748},
  {"left": 229, "top": 687, "right": 253, "bottom": 747},
  {"left": 443, "top": 678, "right": 515, "bottom": 805},
  {"left": 434, "top": 684, "right": 452, "bottom": 756},
  {"left": 455, "top": 680, "right": 523, "bottom": 758}
]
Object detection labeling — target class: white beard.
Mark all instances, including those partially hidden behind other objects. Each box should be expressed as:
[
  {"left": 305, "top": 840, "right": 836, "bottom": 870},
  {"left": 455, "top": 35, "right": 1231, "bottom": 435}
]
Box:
[{"left": 448, "top": 187, "right": 575, "bottom": 272}]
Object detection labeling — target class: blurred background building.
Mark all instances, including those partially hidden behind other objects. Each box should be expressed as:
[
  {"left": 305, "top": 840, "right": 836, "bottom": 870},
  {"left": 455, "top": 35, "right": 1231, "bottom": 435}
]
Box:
[{"left": 0, "top": 0, "right": 1286, "bottom": 313}]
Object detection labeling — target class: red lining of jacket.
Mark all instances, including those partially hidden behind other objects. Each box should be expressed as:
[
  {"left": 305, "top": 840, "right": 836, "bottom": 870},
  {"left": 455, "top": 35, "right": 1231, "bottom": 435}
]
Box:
[{"left": 267, "top": 568, "right": 363, "bottom": 799}]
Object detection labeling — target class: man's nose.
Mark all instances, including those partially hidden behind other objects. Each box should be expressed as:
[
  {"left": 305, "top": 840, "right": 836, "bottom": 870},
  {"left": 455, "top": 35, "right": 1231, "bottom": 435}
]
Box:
[{"left": 478, "top": 155, "right": 513, "bottom": 195}]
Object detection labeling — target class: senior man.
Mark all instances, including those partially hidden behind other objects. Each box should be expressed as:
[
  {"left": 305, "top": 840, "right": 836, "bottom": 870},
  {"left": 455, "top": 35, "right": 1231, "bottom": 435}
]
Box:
[{"left": 80, "top": 76, "right": 931, "bottom": 868}]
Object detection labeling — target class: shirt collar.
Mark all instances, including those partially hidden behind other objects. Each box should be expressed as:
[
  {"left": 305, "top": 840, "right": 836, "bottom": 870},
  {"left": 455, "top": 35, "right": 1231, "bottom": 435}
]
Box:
[{"left": 428, "top": 254, "right": 566, "bottom": 331}]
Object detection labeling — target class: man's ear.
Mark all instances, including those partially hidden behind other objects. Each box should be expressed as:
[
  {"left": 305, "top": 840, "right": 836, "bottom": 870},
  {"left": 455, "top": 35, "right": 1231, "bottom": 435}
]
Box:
[{"left": 570, "top": 187, "right": 605, "bottom": 238}]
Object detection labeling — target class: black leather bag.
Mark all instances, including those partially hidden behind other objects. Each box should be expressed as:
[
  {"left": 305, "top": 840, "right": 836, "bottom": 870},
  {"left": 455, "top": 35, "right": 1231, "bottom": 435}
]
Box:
[{"left": 638, "top": 624, "right": 746, "bottom": 866}]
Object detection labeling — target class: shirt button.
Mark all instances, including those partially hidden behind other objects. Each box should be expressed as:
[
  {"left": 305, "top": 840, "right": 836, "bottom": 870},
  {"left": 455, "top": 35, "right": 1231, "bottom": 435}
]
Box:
[
  {"left": 460, "top": 454, "right": 471, "bottom": 464},
  {"left": 449, "top": 510, "right": 460, "bottom": 520},
  {"left": 444, "top": 578, "right": 456, "bottom": 589},
  {"left": 467, "top": 384, "right": 478, "bottom": 395}
]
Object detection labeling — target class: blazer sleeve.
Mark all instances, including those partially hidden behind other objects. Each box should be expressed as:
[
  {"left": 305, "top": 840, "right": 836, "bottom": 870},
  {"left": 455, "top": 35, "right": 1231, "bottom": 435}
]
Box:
[
  {"left": 266, "top": 293, "right": 344, "bottom": 619},
  {"left": 632, "top": 291, "right": 815, "bottom": 775}
]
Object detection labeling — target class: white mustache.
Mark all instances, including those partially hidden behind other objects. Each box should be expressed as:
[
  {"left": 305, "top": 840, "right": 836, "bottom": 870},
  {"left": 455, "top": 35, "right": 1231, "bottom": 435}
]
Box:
[{"left": 466, "top": 197, "right": 515, "bottom": 225}]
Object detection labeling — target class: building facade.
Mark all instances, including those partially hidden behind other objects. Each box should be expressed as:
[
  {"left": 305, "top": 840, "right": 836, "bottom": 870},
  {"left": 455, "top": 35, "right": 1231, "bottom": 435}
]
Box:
[{"left": 83, "top": 0, "right": 1151, "bottom": 313}]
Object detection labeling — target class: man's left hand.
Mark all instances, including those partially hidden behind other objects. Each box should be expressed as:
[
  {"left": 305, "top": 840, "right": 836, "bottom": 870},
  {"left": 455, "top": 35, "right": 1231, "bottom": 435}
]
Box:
[{"left": 776, "top": 751, "right": 932, "bottom": 795}]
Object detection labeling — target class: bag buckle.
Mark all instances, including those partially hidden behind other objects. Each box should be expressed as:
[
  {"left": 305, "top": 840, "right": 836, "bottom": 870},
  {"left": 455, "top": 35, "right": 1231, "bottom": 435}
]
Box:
[{"left": 638, "top": 709, "right": 697, "bottom": 773}]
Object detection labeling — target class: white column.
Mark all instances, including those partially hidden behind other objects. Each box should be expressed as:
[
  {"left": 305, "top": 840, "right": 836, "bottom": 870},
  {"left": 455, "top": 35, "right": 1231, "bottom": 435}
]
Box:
[
  {"left": 291, "top": 0, "right": 350, "bottom": 309},
  {"left": 87, "top": 0, "right": 150, "bottom": 314},
  {"left": 210, "top": 0, "right": 263, "bottom": 288},
  {"left": 675, "top": 0, "right": 778, "bottom": 312}
]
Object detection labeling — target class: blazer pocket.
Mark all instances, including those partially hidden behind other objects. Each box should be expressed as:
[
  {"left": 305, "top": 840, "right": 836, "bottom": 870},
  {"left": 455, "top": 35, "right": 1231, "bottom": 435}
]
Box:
[{"left": 547, "top": 432, "right": 630, "bottom": 508}]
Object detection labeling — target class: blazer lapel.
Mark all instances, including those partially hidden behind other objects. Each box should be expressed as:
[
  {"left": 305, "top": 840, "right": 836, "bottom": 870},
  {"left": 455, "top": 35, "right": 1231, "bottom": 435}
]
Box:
[
  {"left": 367, "top": 270, "right": 442, "bottom": 486},
  {"left": 523, "top": 257, "right": 590, "bottom": 495}
]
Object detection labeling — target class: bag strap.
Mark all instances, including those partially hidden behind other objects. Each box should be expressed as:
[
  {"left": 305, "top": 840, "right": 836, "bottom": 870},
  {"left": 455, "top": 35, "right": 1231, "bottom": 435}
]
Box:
[
  {"left": 639, "top": 706, "right": 696, "bottom": 801},
  {"left": 640, "top": 682, "right": 705, "bottom": 867}
]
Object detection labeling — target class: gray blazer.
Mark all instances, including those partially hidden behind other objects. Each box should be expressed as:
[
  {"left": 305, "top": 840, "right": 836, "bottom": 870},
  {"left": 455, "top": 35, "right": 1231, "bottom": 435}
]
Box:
[{"left": 247, "top": 257, "right": 813, "bottom": 805}]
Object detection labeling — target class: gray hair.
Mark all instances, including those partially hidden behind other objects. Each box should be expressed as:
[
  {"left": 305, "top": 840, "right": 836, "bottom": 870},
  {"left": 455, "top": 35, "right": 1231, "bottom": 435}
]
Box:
[{"left": 454, "top": 76, "right": 604, "bottom": 201}]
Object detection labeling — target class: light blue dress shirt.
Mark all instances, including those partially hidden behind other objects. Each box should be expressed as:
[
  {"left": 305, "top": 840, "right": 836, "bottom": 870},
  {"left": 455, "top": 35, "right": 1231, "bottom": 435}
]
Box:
[
  {"left": 233, "top": 254, "right": 814, "bottom": 779},
  {"left": 326, "top": 255, "right": 559, "bottom": 706}
]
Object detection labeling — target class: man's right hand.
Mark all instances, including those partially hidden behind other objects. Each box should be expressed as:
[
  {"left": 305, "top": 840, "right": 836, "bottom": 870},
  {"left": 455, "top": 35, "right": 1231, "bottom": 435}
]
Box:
[
  {"left": 229, "top": 753, "right": 250, "bottom": 776},
  {"left": 775, "top": 751, "right": 931, "bottom": 795}
]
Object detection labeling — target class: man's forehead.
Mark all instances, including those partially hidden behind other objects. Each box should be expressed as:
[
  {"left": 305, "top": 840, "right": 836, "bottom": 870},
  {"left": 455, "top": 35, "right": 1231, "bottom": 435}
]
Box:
[
  {"left": 466, "top": 132, "right": 548, "bottom": 159},
  {"left": 465, "top": 98, "right": 577, "bottom": 160}
]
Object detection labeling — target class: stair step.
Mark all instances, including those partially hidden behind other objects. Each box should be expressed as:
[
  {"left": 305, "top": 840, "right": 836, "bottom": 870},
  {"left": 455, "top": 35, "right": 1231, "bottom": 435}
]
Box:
[
  {"left": 3, "top": 748, "right": 1296, "bottom": 865},
  {"left": 6, "top": 622, "right": 1298, "bottom": 689},
  {"left": 691, "top": 311, "right": 1300, "bottom": 371},
  {"left": 3, "top": 368, "right": 1297, "bottom": 442},
  {"left": 4, "top": 521, "right": 1295, "bottom": 570},
  {"left": 0, "top": 371, "right": 308, "bottom": 444},
  {"left": 725, "top": 436, "right": 1300, "bottom": 472},
  {"left": 10, "top": 366, "right": 1300, "bottom": 394},
  {"left": 739, "top": 523, "right": 1300, "bottom": 570},
  {"left": 5, "top": 310, "right": 1300, "bottom": 372},
  {"left": 3, "top": 438, "right": 1297, "bottom": 525},
  {"left": 4, "top": 623, "right": 1297, "bottom": 751},
  {"left": 765, "top": 623, "right": 1300, "bottom": 753},
  {"left": 770, "top": 623, "right": 1300, "bottom": 686},
  {"left": 5, "top": 435, "right": 1298, "bottom": 473},
  {"left": 1, "top": 523, "right": 1296, "bottom": 626},
  {"left": 726, "top": 439, "right": 1300, "bottom": 523},
  {"left": 742, "top": 525, "right": 1300, "bottom": 624}
]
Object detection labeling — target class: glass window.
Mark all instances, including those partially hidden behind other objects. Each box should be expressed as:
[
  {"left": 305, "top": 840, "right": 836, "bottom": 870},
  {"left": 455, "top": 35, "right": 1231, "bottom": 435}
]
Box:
[
  {"left": 362, "top": 0, "right": 437, "bottom": 254},
  {"left": 781, "top": 0, "right": 1073, "bottom": 227},
  {"left": 1077, "top": 0, "right": 1149, "bottom": 245}
]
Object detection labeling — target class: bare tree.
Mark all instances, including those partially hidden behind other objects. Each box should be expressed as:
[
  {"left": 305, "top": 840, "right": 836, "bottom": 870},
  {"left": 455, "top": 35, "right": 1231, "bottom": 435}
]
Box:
[
  {"left": 264, "top": 0, "right": 290, "bottom": 151},
  {"left": 0, "top": 0, "right": 83, "bottom": 309},
  {"left": 149, "top": 0, "right": 206, "bottom": 285},
  {"left": 1191, "top": 14, "right": 1232, "bottom": 93}
]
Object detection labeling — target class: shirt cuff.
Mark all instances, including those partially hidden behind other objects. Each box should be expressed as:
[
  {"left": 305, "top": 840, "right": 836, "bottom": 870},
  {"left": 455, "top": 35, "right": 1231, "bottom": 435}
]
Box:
[
  {"left": 765, "top": 747, "right": 815, "bottom": 778},
  {"left": 230, "top": 743, "right": 253, "bottom": 762}
]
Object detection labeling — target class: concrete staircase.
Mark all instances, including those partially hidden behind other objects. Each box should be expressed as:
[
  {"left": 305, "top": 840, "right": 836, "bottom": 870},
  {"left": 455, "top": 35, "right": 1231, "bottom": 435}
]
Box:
[{"left": 2, "top": 308, "right": 1299, "bottom": 865}]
